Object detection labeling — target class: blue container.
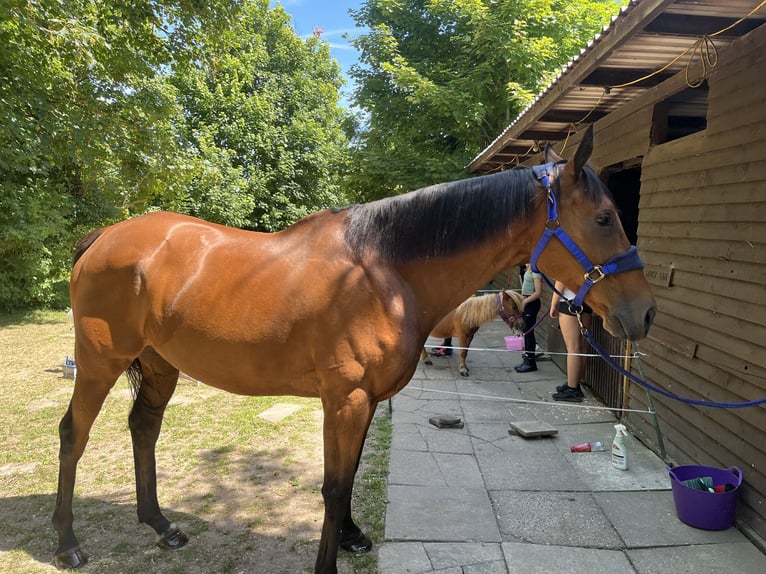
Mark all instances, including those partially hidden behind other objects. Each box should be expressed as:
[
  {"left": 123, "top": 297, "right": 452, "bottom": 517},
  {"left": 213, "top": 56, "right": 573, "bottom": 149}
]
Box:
[{"left": 667, "top": 465, "right": 742, "bottom": 530}]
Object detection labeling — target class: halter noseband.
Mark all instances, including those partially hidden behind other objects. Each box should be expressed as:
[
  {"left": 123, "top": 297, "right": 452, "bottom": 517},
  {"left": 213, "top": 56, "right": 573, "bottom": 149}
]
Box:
[{"left": 528, "top": 162, "right": 644, "bottom": 311}]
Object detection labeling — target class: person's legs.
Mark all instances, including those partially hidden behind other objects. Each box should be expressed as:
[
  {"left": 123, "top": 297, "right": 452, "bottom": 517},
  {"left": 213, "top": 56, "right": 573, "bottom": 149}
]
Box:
[
  {"left": 432, "top": 337, "right": 453, "bottom": 357},
  {"left": 553, "top": 310, "right": 591, "bottom": 402},
  {"left": 514, "top": 299, "right": 540, "bottom": 373}
]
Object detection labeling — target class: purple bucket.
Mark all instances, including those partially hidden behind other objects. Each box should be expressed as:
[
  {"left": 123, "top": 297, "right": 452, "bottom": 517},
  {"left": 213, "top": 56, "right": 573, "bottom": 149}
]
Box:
[{"left": 667, "top": 465, "right": 742, "bottom": 530}]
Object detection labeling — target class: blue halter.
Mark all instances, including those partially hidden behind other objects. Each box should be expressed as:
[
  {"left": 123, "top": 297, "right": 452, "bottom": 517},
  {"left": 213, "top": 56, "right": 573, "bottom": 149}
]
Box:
[{"left": 529, "top": 162, "right": 645, "bottom": 311}]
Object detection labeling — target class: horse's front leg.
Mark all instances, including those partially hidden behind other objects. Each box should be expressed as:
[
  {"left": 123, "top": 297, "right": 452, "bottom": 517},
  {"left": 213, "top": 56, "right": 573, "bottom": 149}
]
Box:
[
  {"left": 420, "top": 347, "right": 433, "bottom": 366},
  {"left": 315, "top": 389, "right": 375, "bottom": 574},
  {"left": 127, "top": 351, "right": 188, "bottom": 550}
]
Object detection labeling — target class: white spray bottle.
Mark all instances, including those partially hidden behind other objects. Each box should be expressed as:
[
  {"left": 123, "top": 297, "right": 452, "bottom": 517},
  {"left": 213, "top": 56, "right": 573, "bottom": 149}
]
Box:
[{"left": 612, "top": 423, "right": 629, "bottom": 470}]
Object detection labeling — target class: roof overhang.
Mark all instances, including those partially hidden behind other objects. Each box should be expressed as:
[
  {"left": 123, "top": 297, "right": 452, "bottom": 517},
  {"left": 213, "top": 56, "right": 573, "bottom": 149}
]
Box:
[{"left": 468, "top": 0, "right": 766, "bottom": 173}]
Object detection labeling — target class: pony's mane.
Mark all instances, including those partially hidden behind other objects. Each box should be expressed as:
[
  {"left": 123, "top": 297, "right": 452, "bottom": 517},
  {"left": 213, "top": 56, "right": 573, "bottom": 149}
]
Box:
[
  {"left": 454, "top": 291, "right": 520, "bottom": 328},
  {"left": 343, "top": 168, "right": 540, "bottom": 263}
]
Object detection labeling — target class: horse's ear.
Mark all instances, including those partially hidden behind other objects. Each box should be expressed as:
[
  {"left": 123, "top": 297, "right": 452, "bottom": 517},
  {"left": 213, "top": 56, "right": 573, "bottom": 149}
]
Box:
[
  {"left": 570, "top": 124, "right": 594, "bottom": 178},
  {"left": 544, "top": 143, "right": 563, "bottom": 164}
]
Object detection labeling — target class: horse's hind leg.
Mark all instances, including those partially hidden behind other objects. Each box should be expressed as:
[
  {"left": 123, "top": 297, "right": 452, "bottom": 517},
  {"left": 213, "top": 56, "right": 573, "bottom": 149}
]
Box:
[
  {"left": 127, "top": 348, "right": 188, "bottom": 550},
  {"left": 53, "top": 359, "right": 130, "bottom": 569}
]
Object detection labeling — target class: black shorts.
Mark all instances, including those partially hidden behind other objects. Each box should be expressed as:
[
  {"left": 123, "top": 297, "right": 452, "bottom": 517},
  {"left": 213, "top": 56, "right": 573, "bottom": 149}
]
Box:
[{"left": 558, "top": 300, "right": 593, "bottom": 316}]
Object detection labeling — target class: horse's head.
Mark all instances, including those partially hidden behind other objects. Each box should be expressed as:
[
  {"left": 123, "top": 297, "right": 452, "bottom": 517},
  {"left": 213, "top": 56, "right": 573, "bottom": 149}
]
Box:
[
  {"left": 498, "top": 290, "right": 526, "bottom": 332},
  {"left": 531, "top": 125, "right": 656, "bottom": 341}
]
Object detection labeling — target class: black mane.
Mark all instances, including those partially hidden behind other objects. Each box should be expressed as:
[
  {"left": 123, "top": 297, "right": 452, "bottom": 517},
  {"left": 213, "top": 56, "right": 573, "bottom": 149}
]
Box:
[
  {"left": 343, "top": 167, "right": 540, "bottom": 263},
  {"left": 343, "top": 164, "right": 610, "bottom": 263}
]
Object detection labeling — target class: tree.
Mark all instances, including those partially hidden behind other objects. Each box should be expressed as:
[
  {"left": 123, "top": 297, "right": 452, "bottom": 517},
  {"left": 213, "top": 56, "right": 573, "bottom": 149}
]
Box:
[
  {"left": 0, "top": 0, "right": 351, "bottom": 309},
  {"left": 346, "top": 0, "right": 627, "bottom": 201},
  {"left": 171, "top": 0, "right": 351, "bottom": 232}
]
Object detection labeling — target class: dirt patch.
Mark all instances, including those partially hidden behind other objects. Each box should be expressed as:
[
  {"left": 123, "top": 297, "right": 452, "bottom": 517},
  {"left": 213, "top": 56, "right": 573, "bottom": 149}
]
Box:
[{"left": 0, "top": 311, "right": 386, "bottom": 573}]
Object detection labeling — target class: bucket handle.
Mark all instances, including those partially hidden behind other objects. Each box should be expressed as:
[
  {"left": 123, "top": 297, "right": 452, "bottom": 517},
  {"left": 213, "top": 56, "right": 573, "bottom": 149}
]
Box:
[
  {"left": 666, "top": 467, "right": 679, "bottom": 483},
  {"left": 728, "top": 466, "right": 743, "bottom": 488}
]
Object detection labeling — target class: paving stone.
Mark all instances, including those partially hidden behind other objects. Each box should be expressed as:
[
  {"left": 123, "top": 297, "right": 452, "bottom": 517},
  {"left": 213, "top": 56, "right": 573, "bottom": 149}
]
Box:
[
  {"left": 491, "top": 491, "right": 623, "bottom": 549},
  {"left": 501, "top": 542, "right": 635, "bottom": 574},
  {"left": 385, "top": 485, "right": 501, "bottom": 542},
  {"left": 627, "top": 541, "right": 766, "bottom": 574}
]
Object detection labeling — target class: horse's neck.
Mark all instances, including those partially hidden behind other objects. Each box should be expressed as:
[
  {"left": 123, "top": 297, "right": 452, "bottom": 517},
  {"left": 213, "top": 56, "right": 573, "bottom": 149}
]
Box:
[{"left": 397, "top": 237, "right": 528, "bottom": 329}]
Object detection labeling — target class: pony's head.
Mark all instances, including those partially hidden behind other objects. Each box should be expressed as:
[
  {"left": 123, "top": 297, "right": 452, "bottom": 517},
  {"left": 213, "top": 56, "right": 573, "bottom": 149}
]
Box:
[
  {"left": 532, "top": 125, "right": 656, "bottom": 341},
  {"left": 498, "top": 290, "right": 526, "bottom": 332}
]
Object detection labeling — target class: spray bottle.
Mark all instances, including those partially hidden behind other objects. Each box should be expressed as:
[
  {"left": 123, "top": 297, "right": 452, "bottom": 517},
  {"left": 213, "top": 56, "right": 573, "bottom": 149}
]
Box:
[{"left": 612, "top": 424, "right": 629, "bottom": 470}]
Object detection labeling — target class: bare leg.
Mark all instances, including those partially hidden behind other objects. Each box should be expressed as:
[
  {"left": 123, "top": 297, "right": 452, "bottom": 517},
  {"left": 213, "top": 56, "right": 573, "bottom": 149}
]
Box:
[{"left": 559, "top": 312, "right": 591, "bottom": 389}]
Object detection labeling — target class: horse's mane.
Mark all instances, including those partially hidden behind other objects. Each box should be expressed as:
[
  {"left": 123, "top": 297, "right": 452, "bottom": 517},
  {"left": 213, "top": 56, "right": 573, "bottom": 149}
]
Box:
[
  {"left": 454, "top": 291, "right": 518, "bottom": 328},
  {"left": 343, "top": 167, "right": 540, "bottom": 263},
  {"left": 342, "top": 164, "right": 612, "bottom": 263}
]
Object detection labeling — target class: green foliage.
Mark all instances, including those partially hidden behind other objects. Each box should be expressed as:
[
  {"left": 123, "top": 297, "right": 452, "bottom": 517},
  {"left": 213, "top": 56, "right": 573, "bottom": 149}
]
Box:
[
  {"left": 0, "top": 0, "right": 351, "bottom": 308},
  {"left": 346, "top": 0, "right": 628, "bottom": 201}
]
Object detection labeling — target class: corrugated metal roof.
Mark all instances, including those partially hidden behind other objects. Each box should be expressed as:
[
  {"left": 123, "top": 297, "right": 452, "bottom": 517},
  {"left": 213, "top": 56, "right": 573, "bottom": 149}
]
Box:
[{"left": 469, "top": 0, "right": 766, "bottom": 173}]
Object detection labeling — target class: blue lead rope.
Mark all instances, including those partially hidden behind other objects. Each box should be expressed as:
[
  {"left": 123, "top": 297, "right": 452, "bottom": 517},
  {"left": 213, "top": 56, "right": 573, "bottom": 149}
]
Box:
[{"left": 583, "top": 330, "right": 766, "bottom": 409}]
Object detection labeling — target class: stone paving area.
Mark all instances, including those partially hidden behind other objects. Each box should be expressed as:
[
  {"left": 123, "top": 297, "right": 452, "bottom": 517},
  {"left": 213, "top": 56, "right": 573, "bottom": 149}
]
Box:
[{"left": 377, "top": 317, "right": 766, "bottom": 573}]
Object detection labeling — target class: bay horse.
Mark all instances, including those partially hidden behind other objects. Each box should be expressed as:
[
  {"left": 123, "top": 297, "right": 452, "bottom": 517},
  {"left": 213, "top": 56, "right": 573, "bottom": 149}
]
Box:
[
  {"left": 420, "top": 290, "right": 525, "bottom": 376},
  {"left": 53, "top": 125, "right": 656, "bottom": 573}
]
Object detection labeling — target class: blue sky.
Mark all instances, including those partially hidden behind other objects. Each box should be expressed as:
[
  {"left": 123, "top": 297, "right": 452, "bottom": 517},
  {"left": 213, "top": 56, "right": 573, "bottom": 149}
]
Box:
[{"left": 275, "top": 0, "right": 365, "bottom": 102}]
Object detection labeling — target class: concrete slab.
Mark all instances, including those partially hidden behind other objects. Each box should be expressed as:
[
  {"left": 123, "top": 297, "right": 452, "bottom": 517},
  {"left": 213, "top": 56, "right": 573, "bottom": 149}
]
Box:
[
  {"left": 491, "top": 491, "right": 624, "bottom": 548},
  {"left": 389, "top": 450, "right": 484, "bottom": 488},
  {"left": 377, "top": 542, "right": 432, "bottom": 573},
  {"left": 256, "top": 402, "right": 302, "bottom": 423},
  {"left": 501, "top": 542, "right": 635, "bottom": 574},
  {"left": 628, "top": 541, "right": 766, "bottom": 574},
  {"left": 594, "top": 491, "right": 748, "bottom": 547},
  {"left": 424, "top": 542, "right": 506, "bottom": 571},
  {"left": 474, "top": 439, "right": 586, "bottom": 491},
  {"left": 385, "top": 485, "right": 501, "bottom": 542},
  {"left": 507, "top": 419, "right": 558, "bottom": 437}
]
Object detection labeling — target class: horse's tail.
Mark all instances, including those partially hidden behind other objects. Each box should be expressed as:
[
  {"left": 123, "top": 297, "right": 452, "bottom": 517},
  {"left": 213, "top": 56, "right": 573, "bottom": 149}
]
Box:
[
  {"left": 72, "top": 228, "right": 105, "bottom": 266},
  {"left": 125, "top": 358, "right": 143, "bottom": 401}
]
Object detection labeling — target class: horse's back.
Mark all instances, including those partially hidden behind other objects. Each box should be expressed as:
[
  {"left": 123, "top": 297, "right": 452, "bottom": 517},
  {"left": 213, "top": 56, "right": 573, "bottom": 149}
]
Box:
[{"left": 70, "top": 211, "right": 421, "bottom": 398}]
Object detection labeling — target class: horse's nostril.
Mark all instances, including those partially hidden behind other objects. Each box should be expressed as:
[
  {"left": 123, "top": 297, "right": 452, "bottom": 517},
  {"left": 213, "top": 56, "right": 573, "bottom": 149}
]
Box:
[{"left": 645, "top": 306, "right": 657, "bottom": 332}]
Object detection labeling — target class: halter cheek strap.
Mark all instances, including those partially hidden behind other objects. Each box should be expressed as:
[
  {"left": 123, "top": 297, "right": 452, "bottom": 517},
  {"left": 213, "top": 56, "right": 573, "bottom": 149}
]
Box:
[
  {"left": 495, "top": 292, "right": 523, "bottom": 326},
  {"left": 529, "top": 162, "right": 645, "bottom": 310}
]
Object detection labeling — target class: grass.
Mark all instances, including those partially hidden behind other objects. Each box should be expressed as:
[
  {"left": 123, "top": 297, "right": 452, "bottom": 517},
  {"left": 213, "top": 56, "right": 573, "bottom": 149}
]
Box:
[{"left": 0, "top": 311, "right": 392, "bottom": 573}]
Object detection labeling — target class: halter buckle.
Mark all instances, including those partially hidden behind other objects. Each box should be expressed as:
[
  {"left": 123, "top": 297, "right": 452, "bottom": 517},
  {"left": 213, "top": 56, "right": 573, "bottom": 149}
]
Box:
[{"left": 584, "top": 266, "right": 606, "bottom": 284}]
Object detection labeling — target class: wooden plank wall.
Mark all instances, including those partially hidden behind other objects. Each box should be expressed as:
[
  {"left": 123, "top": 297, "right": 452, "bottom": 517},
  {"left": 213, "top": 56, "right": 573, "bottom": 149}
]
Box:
[
  {"left": 625, "top": 24, "right": 766, "bottom": 538},
  {"left": 487, "top": 20, "right": 766, "bottom": 540}
]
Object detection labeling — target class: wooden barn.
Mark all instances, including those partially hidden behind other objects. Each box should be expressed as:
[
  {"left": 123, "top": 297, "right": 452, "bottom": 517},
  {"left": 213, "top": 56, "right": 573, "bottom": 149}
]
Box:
[{"left": 469, "top": 0, "right": 766, "bottom": 544}]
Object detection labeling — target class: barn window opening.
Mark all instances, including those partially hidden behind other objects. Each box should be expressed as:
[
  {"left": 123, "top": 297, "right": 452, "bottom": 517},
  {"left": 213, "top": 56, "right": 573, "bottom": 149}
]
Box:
[{"left": 651, "top": 81, "right": 708, "bottom": 144}]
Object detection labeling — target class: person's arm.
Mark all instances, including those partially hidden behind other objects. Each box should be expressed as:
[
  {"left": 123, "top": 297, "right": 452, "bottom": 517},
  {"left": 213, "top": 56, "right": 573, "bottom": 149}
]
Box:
[
  {"left": 549, "top": 280, "right": 564, "bottom": 318},
  {"left": 523, "top": 275, "right": 542, "bottom": 307}
]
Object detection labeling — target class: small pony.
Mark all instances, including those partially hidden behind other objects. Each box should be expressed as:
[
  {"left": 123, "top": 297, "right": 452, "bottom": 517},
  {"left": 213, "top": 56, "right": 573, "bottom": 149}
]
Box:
[{"left": 420, "top": 290, "right": 525, "bottom": 376}]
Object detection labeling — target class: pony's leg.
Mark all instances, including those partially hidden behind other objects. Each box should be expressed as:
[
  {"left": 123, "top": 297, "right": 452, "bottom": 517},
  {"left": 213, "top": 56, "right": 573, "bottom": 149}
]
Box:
[
  {"left": 314, "top": 392, "right": 375, "bottom": 574},
  {"left": 127, "top": 348, "right": 188, "bottom": 550},
  {"left": 457, "top": 329, "right": 479, "bottom": 377},
  {"left": 420, "top": 347, "right": 433, "bottom": 366},
  {"left": 53, "top": 359, "right": 129, "bottom": 569}
]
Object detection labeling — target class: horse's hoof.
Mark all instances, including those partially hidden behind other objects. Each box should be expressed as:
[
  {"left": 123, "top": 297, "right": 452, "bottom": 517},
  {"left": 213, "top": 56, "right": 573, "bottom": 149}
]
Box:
[
  {"left": 156, "top": 523, "right": 189, "bottom": 550},
  {"left": 459, "top": 369, "right": 469, "bottom": 377},
  {"left": 425, "top": 359, "right": 433, "bottom": 366},
  {"left": 54, "top": 546, "right": 88, "bottom": 569},
  {"left": 339, "top": 531, "right": 373, "bottom": 554}
]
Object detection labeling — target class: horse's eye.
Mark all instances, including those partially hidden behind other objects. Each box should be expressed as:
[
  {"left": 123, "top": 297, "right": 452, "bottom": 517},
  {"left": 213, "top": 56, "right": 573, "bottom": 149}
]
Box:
[{"left": 596, "top": 211, "right": 614, "bottom": 226}]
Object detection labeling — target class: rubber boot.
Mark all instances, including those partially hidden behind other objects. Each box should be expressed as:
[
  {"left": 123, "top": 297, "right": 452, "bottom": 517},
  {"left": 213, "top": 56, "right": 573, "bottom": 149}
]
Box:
[{"left": 514, "top": 355, "right": 537, "bottom": 373}]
